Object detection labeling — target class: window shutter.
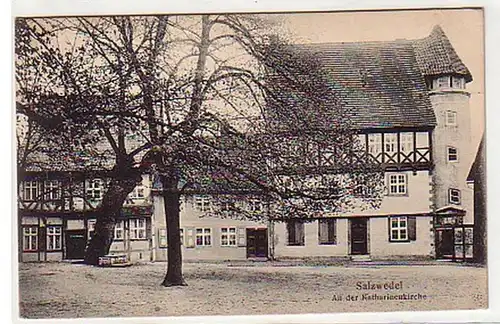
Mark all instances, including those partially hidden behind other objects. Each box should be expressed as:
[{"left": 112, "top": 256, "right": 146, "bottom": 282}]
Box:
[
  {"left": 298, "top": 222, "right": 305, "bottom": 245},
  {"left": 387, "top": 217, "right": 392, "bottom": 241},
  {"left": 318, "top": 220, "right": 327, "bottom": 244},
  {"left": 237, "top": 227, "right": 246, "bottom": 247},
  {"left": 286, "top": 221, "right": 294, "bottom": 245},
  {"left": 39, "top": 226, "right": 47, "bottom": 251},
  {"left": 185, "top": 227, "right": 195, "bottom": 248},
  {"left": 146, "top": 218, "right": 152, "bottom": 240},
  {"left": 329, "top": 219, "right": 336, "bottom": 244},
  {"left": 408, "top": 216, "right": 417, "bottom": 241}
]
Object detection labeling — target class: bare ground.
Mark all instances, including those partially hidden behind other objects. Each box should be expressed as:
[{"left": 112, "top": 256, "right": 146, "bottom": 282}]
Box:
[{"left": 17, "top": 261, "right": 487, "bottom": 319}]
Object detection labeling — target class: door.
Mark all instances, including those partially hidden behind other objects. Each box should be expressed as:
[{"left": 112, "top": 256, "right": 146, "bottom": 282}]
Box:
[
  {"left": 246, "top": 229, "right": 268, "bottom": 258},
  {"left": 65, "top": 230, "right": 87, "bottom": 259},
  {"left": 436, "top": 228, "right": 455, "bottom": 259},
  {"left": 350, "top": 218, "right": 368, "bottom": 255}
]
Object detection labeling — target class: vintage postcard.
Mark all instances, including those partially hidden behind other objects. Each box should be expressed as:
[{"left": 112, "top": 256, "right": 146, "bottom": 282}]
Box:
[{"left": 13, "top": 3, "right": 490, "bottom": 323}]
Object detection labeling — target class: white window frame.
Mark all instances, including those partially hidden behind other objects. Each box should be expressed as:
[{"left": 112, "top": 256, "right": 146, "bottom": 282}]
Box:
[
  {"left": 44, "top": 180, "right": 60, "bottom": 200},
  {"left": 23, "top": 226, "right": 38, "bottom": 251},
  {"left": 390, "top": 216, "right": 408, "bottom": 242},
  {"left": 220, "top": 227, "right": 237, "bottom": 247},
  {"left": 129, "top": 185, "right": 145, "bottom": 200},
  {"left": 195, "top": 228, "right": 212, "bottom": 246},
  {"left": 384, "top": 133, "right": 398, "bottom": 154},
  {"left": 400, "top": 132, "right": 414, "bottom": 152},
  {"left": 451, "top": 76, "right": 465, "bottom": 89},
  {"left": 445, "top": 111, "right": 457, "bottom": 126},
  {"left": 129, "top": 219, "right": 146, "bottom": 239},
  {"left": 449, "top": 189, "right": 461, "bottom": 205},
  {"left": 180, "top": 228, "right": 184, "bottom": 245},
  {"left": 248, "top": 199, "right": 263, "bottom": 213},
  {"left": 114, "top": 220, "right": 124, "bottom": 240},
  {"left": 23, "top": 181, "right": 39, "bottom": 201},
  {"left": 368, "top": 133, "right": 382, "bottom": 155},
  {"left": 86, "top": 179, "right": 103, "bottom": 200},
  {"left": 194, "top": 195, "right": 211, "bottom": 212},
  {"left": 447, "top": 146, "right": 458, "bottom": 162},
  {"left": 88, "top": 219, "right": 96, "bottom": 239},
  {"left": 388, "top": 173, "right": 407, "bottom": 195},
  {"left": 47, "top": 226, "right": 62, "bottom": 251}
]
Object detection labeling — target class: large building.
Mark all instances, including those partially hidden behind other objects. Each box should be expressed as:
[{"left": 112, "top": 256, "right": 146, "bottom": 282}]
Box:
[{"left": 17, "top": 25, "right": 477, "bottom": 263}]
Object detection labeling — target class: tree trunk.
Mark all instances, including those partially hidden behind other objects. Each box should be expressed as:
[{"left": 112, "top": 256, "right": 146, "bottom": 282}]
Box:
[
  {"left": 160, "top": 174, "right": 187, "bottom": 286},
  {"left": 84, "top": 175, "right": 140, "bottom": 265}
]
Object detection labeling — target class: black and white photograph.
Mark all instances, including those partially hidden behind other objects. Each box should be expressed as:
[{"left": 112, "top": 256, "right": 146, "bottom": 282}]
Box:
[{"left": 12, "top": 3, "right": 489, "bottom": 322}]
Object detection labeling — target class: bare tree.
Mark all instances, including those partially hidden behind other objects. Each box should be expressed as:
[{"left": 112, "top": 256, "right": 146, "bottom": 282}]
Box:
[{"left": 15, "top": 14, "right": 384, "bottom": 286}]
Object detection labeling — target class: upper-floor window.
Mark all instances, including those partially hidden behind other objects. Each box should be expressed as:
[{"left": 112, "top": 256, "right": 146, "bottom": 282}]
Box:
[
  {"left": 384, "top": 133, "right": 397, "bottom": 153},
  {"left": 194, "top": 195, "right": 211, "bottom": 212},
  {"left": 45, "top": 180, "right": 60, "bottom": 200},
  {"left": 445, "top": 111, "right": 457, "bottom": 126},
  {"left": 86, "top": 179, "right": 103, "bottom": 200},
  {"left": 248, "top": 199, "right": 263, "bottom": 213},
  {"left": 431, "top": 75, "right": 466, "bottom": 90},
  {"left": 129, "top": 185, "right": 145, "bottom": 200},
  {"left": 388, "top": 173, "right": 407, "bottom": 195},
  {"left": 447, "top": 147, "right": 458, "bottom": 162},
  {"left": 400, "top": 132, "right": 414, "bottom": 152},
  {"left": 368, "top": 134, "right": 382, "bottom": 155},
  {"left": 449, "top": 188, "right": 461, "bottom": 205},
  {"left": 23, "top": 181, "right": 39, "bottom": 201}
]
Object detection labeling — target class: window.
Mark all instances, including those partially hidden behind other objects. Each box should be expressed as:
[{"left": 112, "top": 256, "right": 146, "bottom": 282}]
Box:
[
  {"left": 447, "top": 147, "right": 458, "bottom": 162},
  {"left": 88, "top": 219, "right": 96, "bottom": 239},
  {"left": 196, "top": 228, "right": 212, "bottom": 246},
  {"left": 445, "top": 111, "right": 457, "bottom": 126},
  {"left": 248, "top": 199, "right": 263, "bottom": 213},
  {"left": 180, "top": 228, "right": 184, "bottom": 245},
  {"left": 114, "top": 221, "right": 124, "bottom": 240},
  {"left": 434, "top": 75, "right": 450, "bottom": 89},
  {"left": 47, "top": 226, "right": 62, "bottom": 250},
  {"left": 451, "top": 76, "right": 465, "bottom": 89},
  {"left": 449, "top": 189, "right": 461, "bottom": 205},
  {"left": 44, "top": 180, "right": 60, "bottom": 200},
  {"left": 368, "top": 134, "right": 382, "bottom": 155},
  {"left": 388, "top": 174, "right": 407, "bottom": 195},
  {"left": 23, "top": 227, "right": 38, "bottom": 251},
  {"left": 400, "top": 132, "right": 414, "bottom": 152},
  {"left": 129, "top": 185, "right": 145, "bottom": 199},
  {"left": 318, "top": 219, "right": 336, "bottom": 245},
  {"left": 23, "top": 181, "right": 39, "bottom": 201},
  {"left": 384, "top": 133, "right": 397, "bottom": 153},
  {"left": 287, "top": 220, "right": 305, "bottom": 246},
  {"left": 130, "top": 219, "right": 146, "bottom": 239},
  {"left": 86, "top": 179, "right": 103, "bottom": 200},
  {"left": 194, "top": 196, "right": 211, "bottom": 212},
  {"left": 389, "top": 216, "right": 408, "bottom": 241},
  {"left": 221, "top": 227, "right": 237, "bottom": 246}
]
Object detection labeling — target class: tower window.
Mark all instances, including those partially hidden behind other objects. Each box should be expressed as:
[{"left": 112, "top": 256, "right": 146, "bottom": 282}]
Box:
[
  {"left": 449, "top": 189, "right": 461, "bottom": 205},
  {"left": 447, "top": 147, "right": 458, "bottom": 162},
  {"left": 445, "top": 111, "right": 457, "bottom": 126}
]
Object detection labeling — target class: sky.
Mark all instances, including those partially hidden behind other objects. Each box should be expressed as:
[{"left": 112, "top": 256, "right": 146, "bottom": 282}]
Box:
[{"left": 269, "top": 8, "right": 485, "bottom": 151}]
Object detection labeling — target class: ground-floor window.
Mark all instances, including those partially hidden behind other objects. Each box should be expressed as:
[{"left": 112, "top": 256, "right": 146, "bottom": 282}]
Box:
[
  {"left": 318, "top": 219, "right": 336, "bottom": 245},
  {"left": 389, "top": 216, "right": 417, "bottom": 242},
  {"left": 114, "top": 221, "right": 124, "bottom": 240},
  {"left": 47, "top": 226, "right": 62, "bottom": 251},
  {"left": 196, "top": 228, "right": 212, "bottom": 246},
  {"left": 221, "top": 227, "right": 237, "bottom": 246},
  {"left": 23, "top": 226, "right": 38, "bottom": 251},
  {"left": 130, "top": 219, "right": 146, "bottom": 239},
  {"left": 287, "top": 220, "right": 305, "bottom": 246}
]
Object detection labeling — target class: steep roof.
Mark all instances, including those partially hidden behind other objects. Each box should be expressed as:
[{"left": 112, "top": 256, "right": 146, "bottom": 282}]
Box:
[
  {"left": 291, "top": 25, "right": 471, "bottom": 130},
  {"left": 413, "top": 25, "right": 473, "bottom": 82},
  {"left": 467, "top": 135, "right": 485, "bottom": 182}
]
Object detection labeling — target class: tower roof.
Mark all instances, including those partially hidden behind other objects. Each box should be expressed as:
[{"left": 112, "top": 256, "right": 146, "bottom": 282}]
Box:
[{"left": 289, "top": 25, "right": 471, "bottom": 130}]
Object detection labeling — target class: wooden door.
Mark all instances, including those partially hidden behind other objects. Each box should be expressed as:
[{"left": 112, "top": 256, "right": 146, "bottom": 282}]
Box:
[
  {"left": 65, "top": 230, "right": 87, "bottom": 259},
  {"left": 246, "top": 229, "right": 268, "bottom": 258},
  {"left": 350, "top": 218, "right": 368, "bottom": 255}
]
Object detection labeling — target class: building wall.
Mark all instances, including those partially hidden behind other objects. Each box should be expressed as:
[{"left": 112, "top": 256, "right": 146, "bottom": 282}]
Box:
[
  {"left": 430, "top": 87, "right": 474, "bottom": 224},
  {"left": 369, "top": 216, "right": 433, "bottom": 257},
  {"left": 152, "top": 194, "right": 267, "bottom": 261}
]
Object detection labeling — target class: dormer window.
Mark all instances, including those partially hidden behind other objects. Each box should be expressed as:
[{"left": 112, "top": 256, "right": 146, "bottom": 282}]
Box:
[{"left": 431, "top": 75, "right": 466, "bottom": 90}]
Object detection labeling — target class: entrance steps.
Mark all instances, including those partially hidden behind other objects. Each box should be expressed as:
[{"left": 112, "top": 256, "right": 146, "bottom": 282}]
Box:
[{"left": 350, "top": 255, "right": 372, "bottom": 262}]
